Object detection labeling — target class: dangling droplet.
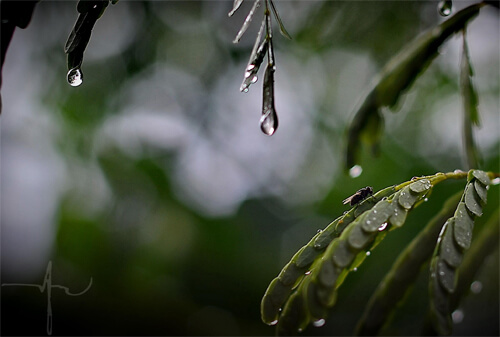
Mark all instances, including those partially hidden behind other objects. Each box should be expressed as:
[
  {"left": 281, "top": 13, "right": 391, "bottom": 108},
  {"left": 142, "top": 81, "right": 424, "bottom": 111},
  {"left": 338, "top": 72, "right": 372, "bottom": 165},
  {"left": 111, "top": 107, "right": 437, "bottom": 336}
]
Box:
[
  {"left": 260, "top": 109, "right": 278, "bottom": 136},
  {"left": 451, "top": 309, "right": 464, "bottom": 324},
  {"left": 349, "top": 165, "right": 363, "bottom": 178},
  {"left": 268, "top": 319, "right": 278, "bottom": 326},
  {"left": 470, "top": 280, "right": 482, "bottom": 294},
  {"left": 67, "top": 67, "right": 83, "bottom": 87},
  {"left": 438, "top": 0, "right": 452, "bottom": 17}
]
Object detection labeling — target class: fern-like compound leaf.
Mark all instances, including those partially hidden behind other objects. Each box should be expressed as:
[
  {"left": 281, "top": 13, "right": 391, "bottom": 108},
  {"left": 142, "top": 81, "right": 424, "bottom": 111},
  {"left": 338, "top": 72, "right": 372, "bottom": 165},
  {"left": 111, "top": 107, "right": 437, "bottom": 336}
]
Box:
[
  {"left": 264, "top": 179, "right": 433, "bottom": 335},
  {"left": 428, "top": 170, "right": 490, "bottom": 335},
  {"left": 355, "top": 191, "right": 462, "bottom": 336}
]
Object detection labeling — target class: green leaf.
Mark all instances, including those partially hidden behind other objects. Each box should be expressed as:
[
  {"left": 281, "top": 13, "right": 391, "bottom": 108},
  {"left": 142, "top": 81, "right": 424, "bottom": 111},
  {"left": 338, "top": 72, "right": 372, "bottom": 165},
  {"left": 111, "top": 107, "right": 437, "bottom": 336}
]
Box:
[
  {"left": 460, "top": 29, "right": 481, "bottom": 169},
  {"left": 472, "top": 169, "right": 491, "bottom": 185},
  {"left": 474, "top": 179, "right": 488, "bottom": 203},
  {"left": 345, "top": 3, "right": 483, "bottom": 169},
  {"left": 317, "top": 256, "right": 341, "bottom": 288},
  {"left": 460, "top": 29, "right": 480, "bottom": 126},
  {"left": 228, "top": 0, "right": 244, "bottom": 17},
  {"left": 453, "top": 202, "right": 474, "bottom": 250},
  {"left": 240, "top": 18, "right": 267, "bottom": 92},
  {"left": 233, "top": 0, "right": 261, "bottom": 43},
  {"left": 276, "top": 291, "right": 309, "bottom": 336},
  {"left": 332, "top": 239, "right": 356, "bottom": 268},
  {"left": 269, "top": 0, "right": 292, "bottom": 40},
  {"left": 440, "top": 218, "right": 463, "bottom": 268},
  {"left": 65, "top": 1, "right": 109, "bottom": 72},
  {"left": 464, "top": 183, "right": 482, "bottom": 216},
  {"left": 261, "top": 277, "right": 293, "bottom": 324}
]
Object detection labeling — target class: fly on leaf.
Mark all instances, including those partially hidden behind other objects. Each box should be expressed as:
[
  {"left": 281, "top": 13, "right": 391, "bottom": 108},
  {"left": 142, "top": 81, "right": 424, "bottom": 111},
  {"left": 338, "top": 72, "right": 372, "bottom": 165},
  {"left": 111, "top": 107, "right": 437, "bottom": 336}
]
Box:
[{"left": 343, "top": 186, "right": 374, "bottom": 206}]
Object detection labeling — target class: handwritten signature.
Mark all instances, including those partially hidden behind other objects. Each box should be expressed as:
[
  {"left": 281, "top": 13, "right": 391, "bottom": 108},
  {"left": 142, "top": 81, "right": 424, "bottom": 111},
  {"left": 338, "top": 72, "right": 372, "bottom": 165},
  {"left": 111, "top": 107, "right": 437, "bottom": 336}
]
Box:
[{"left": 1, "top": 261, "right": 92, "bottom": 335}]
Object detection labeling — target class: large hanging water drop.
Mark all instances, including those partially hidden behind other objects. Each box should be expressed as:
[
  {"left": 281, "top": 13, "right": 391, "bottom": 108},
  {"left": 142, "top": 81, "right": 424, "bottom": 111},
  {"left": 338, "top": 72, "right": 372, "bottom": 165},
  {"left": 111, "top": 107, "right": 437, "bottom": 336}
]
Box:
[
  {"left": 438, "top": 0, "right": 452, "bottom": 16},
  {"left": 260, "top": 109, "right": 278, "bottom": 136},
  {"left": 67, "top": 67, "right": 83, "bottom": 87},
  {"left": 260, "top": 65, "right": 278, "bottom": 136}
]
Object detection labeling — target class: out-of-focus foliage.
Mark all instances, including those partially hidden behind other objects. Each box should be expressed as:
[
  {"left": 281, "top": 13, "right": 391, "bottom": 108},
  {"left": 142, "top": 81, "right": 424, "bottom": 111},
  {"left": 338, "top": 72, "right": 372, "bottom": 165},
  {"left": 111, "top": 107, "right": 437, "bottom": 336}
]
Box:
[{"left": 1, "top": 1, "right": 498, "bottom": 336}]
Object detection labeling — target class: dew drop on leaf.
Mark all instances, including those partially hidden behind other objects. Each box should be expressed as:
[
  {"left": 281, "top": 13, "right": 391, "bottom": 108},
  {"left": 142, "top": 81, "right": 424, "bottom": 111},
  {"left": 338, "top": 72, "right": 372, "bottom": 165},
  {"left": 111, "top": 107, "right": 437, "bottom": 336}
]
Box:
[
  {"left": 67, "top": 67, "right": 83, "bottom": 87},
  {"left": 313, "top": 319, "right": 326, "bottom": 327},
  {"left": 349, "top": 165, "right": 363, "bottom": 178},
  {"left": 491, "top": 177, "right": 500, "bottom": 185},
  {"left": 366, "top": 251, "right": 371, "bottom": 256},
  {"left": 378, "top": 222, "right": 388, "bottom": 231},
  {"left": 438, "top": 0, "right": 452, "bottom": 16},
  {"left": 269, "top": 319, "right": 278, "bottom": 326}
]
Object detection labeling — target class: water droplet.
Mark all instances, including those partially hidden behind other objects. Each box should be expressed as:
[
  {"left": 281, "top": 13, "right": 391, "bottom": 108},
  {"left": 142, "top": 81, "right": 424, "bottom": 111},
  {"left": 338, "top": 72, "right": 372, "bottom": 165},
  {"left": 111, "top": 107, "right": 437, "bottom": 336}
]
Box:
[
  {"left": 250, "top": 75, "right": 258, "bottom": 84},
  {"left": 366, "top": 251, "right": 371, "bottom": 256},
  {"left": 298, "top": 328, "right": 303, "bottom": 333},
  {"left": 67, "top": 67, "right": 83, "bottom": 87},
  {"left": 424, "top": 198, "right": 429, "bottom": 202},
  {"left": 313, "top": 319, "right": 326, "bottom": 327},
  {"left": 454, "top": 169, "right": 464, "bottom": 174},
  {"left": 260, "top": 109, "right": 278, "bottom": 136},
  {"left": 353, "top": 267, "right": 358, "bottom": 272},
  {"left": 470, "top": 280, "right": 482, "bottom": 294},
  {"left": 349, "top": 165, "right": 363, "bottom": 178},
  {"left": 305, "top": 270, "right": 312, "bottom": 275},
  {"left": 366, "top": 220, "right": 372, "bottom": 225},
  {"left": 491, "top": 177, "right": 500, "bottom": 185},
  {"left": 317, "top": 229, "right": 323, "bottom": 234},
  {"left": 438, "top": 0, "right": 452, "bottom": 16},
  {"left": 452, "top": 309, "right": 464, "bottom": 324},
  {"left": 378, "top": 222, "right": 388, "bottom": 231},
  {"left": 269, "top": 319, "right": 278, "bottom": 326},
  {"left": 247, "top": 64, "right": 256, "bottom": 71},
  {"left": 243, "top": 87, "right": 249, "bottom": 93}
]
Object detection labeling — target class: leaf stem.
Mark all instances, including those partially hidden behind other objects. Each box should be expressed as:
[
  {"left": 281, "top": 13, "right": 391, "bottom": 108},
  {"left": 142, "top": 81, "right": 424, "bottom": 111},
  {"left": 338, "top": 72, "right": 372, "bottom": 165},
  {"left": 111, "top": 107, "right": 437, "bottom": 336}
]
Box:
[{"left": 395, "top": 170, "right": 500, "bottom": 191}]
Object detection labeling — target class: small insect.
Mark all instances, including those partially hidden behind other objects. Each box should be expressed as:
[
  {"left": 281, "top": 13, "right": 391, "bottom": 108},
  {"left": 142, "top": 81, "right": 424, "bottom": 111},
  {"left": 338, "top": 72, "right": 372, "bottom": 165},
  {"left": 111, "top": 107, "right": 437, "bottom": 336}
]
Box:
[{"left": 343, "top": 186, "right": 374, "bottom": 206}]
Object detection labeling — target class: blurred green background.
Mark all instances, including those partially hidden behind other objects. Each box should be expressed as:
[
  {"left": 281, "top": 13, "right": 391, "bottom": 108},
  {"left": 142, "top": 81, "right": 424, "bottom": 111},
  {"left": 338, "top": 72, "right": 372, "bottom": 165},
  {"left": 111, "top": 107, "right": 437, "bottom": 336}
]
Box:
[{"left": 1, "top": 1, "right": 498, "bottom": 335}]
